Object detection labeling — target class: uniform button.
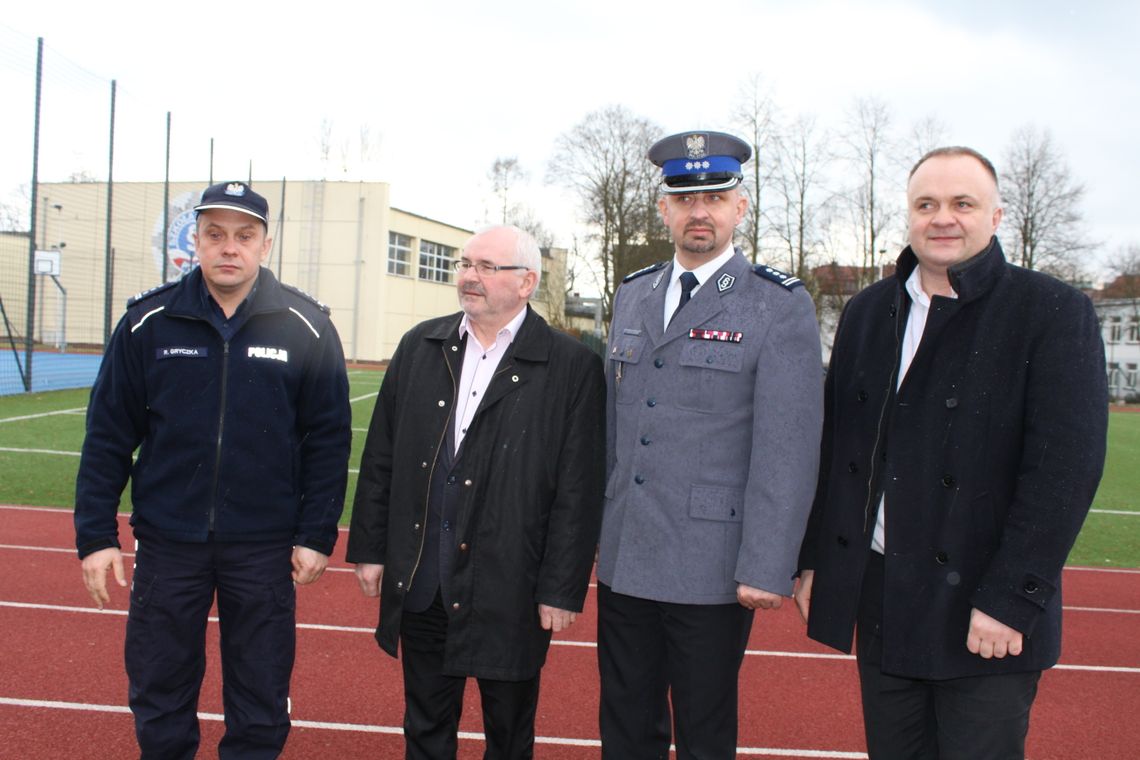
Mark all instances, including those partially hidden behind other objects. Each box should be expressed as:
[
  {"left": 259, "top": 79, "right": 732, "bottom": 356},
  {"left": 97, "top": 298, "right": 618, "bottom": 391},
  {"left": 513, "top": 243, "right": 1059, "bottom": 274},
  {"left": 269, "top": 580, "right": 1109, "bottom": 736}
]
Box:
[
  {"left": 847, "top": 462, "right": 858, "bottom": 473},
  {"left": 459, "top": 543, "right": 468, "bottom": 551},
  {"left": 935, "top": 551, "right": 949, "bottom": 565},
  {"left": 941, "top": 475, "right": 956, "bottom": 488},
  {"left": 706, "top": 356, "right": 714, "bottom": 364},
  {"left": 1024, "top": 581, "right": 1039, "bottom": 594},
  {"left": 647, "top": 398, "right": 657, "bottom": 408},
  {"left": 945, "top": 397, "right": 959, "bottom": 409},
  {"left": 654, "top": 358, "right": 664, "bottom": 368},
  {"left": 729, "top": 508, "right": 736, "bottom": 517},
  {"left": 857, "top": 390, "right": 869, "bottom": 402},
  {"left": 452, "top": 602, "right": 461, "bottom": 610},
  {"left": 640, "top": 436, "right": 651, "bottom": 446},
  {"left": 634, "top": 475, "right": 645, "bottom": 485}
]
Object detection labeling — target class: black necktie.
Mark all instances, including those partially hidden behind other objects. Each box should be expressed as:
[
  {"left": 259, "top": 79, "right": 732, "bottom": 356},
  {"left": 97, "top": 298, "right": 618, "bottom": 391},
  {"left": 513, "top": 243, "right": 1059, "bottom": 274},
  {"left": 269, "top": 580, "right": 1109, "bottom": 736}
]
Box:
[{"left": 669, "top": 271, "right": 699, "bottom": 326}]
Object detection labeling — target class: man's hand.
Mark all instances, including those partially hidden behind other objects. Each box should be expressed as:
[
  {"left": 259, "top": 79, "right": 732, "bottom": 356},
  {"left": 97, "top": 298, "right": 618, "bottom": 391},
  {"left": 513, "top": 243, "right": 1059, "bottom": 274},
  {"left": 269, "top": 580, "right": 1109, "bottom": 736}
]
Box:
[
  {"left": 793, "top": 569, "right": 813, "bottom": 624},
  {"left": 291, "top": 546, "right": 329, "bottom": 585},
  {"left": 538, "top": 604, "right": 577, "bottom": 632},
  {"left": 81, "top": 547, "right": 126, "bottom": 610},
  {"left": 354, "top": 563, "right": 384, "bottom": 597},
  {"left": 966, "top": 607, "right": 1024, "bottom": 659},
  {"left": 737, "top": 583, "right": 784, "bottom": 610}
]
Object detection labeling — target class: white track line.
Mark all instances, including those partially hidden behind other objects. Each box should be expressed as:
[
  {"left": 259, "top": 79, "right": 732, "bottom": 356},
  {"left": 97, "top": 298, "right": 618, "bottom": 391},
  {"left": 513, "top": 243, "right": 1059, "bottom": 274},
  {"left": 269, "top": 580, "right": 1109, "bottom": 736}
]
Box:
[
  {"left": 3, "top": 600, "right": 1137, "bottom": 673},
  {"left": 0, "top": 696, "right": 865, "bottom": 757},
  {"left": 0, "top": 407, "right": 86, "bottom": 423}
]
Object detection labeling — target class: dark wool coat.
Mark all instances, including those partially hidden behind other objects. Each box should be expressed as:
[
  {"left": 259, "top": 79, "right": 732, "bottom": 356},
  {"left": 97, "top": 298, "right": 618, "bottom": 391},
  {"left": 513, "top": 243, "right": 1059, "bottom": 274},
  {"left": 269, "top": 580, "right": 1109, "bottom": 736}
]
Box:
[
  {"left": 799, "top": 238, "right": 1108, "bottom": 679},
  {"left": 347, "top": 307, "right": 605, "bottom": 680}
]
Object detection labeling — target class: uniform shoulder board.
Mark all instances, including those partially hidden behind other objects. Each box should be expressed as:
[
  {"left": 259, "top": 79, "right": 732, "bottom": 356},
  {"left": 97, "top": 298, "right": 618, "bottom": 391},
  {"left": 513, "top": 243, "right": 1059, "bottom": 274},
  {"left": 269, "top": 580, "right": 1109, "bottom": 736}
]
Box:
[
  {"left": 127, "top": 279, "right": 179, "bottom": 307},
  {"left": 281, "top": 283, "right": 331, "bottom": 313},
  {"left": 751, "top": 264, "right": 803, "bottom": 290},
  {"left": 622, "top": 261, "right": 668, "bottom": 284}
]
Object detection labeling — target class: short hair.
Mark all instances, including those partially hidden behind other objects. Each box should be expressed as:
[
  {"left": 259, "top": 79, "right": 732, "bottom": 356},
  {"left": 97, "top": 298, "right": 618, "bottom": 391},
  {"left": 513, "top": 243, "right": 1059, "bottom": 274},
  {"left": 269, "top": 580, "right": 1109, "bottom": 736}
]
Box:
[
  {"left": 468, "top": 224, "right": 542, "bottom": 292},
  {"left": 909, "top": 146, "right": 999, "bottom": 191}
]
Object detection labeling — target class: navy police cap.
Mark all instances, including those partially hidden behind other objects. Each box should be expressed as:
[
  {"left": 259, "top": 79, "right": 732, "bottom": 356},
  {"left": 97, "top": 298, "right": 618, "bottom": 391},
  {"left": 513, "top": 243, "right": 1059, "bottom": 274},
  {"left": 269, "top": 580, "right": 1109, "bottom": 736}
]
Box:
[
  {"left": 648, "top": 131, "right": 751, "bottom": 194},
  {"left": 194, "top": 181, "right": 269, "bottom": 226}
]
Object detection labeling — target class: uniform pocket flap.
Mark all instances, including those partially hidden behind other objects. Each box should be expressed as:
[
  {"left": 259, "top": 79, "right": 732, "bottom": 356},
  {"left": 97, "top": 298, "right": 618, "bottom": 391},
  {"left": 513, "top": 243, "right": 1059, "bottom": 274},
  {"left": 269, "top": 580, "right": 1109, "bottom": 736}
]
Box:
[{"left": 689, "top": 485, "right": 744, "bottom": 522}]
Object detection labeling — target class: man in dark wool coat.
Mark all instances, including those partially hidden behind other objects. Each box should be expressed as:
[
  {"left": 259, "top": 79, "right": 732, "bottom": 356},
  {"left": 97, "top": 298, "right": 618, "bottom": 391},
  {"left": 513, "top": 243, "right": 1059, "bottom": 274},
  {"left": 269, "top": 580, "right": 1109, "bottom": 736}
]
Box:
[
  {"left": 795, "top": 146, "right": 1108, "bottom": 760},
  {"left": 348, "top": 225, "right": 605, "bottom": 760}
]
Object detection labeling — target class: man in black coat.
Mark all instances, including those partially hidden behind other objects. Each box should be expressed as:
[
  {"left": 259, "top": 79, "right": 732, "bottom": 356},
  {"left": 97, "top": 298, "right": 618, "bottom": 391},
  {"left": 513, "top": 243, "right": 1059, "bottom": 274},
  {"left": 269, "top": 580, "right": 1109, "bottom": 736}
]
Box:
[
  {"left": 795, "top": 147, "right": 1108, "bottom": 759},
  {"left": 347, "top": 225, "right": 605, "bottom": 760}
]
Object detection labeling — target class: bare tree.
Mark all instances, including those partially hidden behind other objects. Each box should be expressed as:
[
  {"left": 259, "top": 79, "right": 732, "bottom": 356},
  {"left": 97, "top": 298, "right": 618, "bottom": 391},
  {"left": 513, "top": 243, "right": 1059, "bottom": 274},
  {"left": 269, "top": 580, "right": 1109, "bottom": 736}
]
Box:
[
  {"left": 732, "top": 73, "right": 779, "bottom": 263},
  {"left": 900, "top": 114, "right": 949, "bottom": 172},
  {"left": 488, "top": 156, "right": 525, "bottom": 224},
  {"left": 1000, "top": 125, "right": 1093, "bottom": 280},
  {"left": 318, "top": 118, "right": 334, "bottom": 177},
  {"left": 548, "top": 105, "right": 663, "bottom": 322},
  {"left": 769, "top": 115, "right": 832, "bottom": 289},
  {"left": 839, "top": 97, "right": 897, "bottom": 289}
]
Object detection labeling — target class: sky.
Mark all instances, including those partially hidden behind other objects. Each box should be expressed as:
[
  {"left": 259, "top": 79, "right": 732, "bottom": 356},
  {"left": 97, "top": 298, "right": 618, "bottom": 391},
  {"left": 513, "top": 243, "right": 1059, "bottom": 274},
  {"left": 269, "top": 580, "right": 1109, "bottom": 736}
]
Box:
[{"left": 2, "top": 0, "right": 1136, "bottom": 282}]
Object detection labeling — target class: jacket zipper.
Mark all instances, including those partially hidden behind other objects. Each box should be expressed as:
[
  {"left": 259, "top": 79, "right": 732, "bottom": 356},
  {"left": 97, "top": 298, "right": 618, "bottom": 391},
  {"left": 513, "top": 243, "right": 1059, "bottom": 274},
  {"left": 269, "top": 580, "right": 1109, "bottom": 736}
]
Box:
[
  {"left": 208, "top": 341, "right": 230, "bottom": 532},
  {"left": 406, "top": 343, "right": 459, "bottom": 594}
]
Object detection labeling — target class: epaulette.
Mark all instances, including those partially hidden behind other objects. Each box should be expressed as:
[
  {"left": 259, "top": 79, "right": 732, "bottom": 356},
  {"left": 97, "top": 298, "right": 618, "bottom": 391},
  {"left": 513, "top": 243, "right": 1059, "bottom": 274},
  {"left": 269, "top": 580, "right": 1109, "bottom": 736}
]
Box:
[
  {"left": 622, "top": 261, "right": 668, "bottom": 283},
  {"left": 751, "top": 264, "right": 803, "bottom": 290},
  {"left": 281, "top": 283, "right": 331, "bottom": 313},
  {"left": 127, "top": 280, "right": 179, "bottom": 307}
]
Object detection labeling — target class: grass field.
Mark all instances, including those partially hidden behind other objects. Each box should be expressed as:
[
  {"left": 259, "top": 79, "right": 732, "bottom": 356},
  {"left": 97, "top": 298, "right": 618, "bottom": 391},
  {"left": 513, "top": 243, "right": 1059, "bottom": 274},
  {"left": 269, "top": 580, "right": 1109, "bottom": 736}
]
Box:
[{"left": 0, "top": 369, "right": 1136, "bottom": 567}]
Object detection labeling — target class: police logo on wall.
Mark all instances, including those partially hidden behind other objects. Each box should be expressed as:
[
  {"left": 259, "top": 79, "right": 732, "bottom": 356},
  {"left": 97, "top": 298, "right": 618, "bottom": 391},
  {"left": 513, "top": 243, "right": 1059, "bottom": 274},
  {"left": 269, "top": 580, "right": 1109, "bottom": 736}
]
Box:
[{"left": 151, "top": 191, "right": 198, "bottom": 281}]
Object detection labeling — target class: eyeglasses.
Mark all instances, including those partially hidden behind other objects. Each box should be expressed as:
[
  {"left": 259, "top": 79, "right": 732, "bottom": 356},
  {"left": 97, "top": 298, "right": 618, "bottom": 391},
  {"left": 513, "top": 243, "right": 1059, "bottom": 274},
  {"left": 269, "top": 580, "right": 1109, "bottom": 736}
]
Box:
[{"left": 452, "top": 259, "right": 530, "bottom": 276}]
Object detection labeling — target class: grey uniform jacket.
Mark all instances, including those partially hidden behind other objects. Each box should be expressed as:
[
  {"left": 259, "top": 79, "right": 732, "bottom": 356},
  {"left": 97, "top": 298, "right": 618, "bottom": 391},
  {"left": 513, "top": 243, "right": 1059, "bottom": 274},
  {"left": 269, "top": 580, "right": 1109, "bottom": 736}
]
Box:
[{"left": 598, "top": 249, "right": 824, "bottom": 604}]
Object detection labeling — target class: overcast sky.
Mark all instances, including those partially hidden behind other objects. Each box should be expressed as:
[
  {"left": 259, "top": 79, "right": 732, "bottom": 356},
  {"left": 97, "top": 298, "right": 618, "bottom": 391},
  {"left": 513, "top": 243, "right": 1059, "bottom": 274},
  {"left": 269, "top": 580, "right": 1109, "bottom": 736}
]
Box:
[{"left": 2, "top": 0, "right": 1135, "bottom": 280}]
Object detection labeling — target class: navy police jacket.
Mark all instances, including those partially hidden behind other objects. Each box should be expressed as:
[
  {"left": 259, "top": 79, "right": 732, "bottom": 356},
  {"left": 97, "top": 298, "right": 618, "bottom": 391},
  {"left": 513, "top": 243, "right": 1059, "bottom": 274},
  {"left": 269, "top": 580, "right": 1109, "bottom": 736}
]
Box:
[{"left": 74, "top": 267, "right": 351, "bottom": 559}]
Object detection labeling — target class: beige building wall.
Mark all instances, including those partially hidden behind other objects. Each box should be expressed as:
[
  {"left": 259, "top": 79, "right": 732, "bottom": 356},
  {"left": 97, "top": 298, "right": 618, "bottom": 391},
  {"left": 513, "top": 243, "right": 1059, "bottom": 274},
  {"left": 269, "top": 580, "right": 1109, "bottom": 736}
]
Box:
[{"left": 29, "top": 181, "right": 564, "bottom": 362}]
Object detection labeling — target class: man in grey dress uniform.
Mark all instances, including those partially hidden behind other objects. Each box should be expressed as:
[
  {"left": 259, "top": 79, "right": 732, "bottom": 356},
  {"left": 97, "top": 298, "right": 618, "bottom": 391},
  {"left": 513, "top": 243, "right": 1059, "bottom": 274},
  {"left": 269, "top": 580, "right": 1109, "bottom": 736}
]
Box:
[{"left": 596, "top": 130, "right": 824, "bottom": 759}]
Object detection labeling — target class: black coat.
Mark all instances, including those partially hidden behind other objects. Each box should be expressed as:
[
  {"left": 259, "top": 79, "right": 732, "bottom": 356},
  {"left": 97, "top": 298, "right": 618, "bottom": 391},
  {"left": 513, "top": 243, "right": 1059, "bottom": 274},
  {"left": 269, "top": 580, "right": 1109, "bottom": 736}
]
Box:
[
  {"left": 347, "top": 307, "right": 605, "bottom": 680},
  {"left": 799, "top": 239, "right": 1108, "bottom": 679}
]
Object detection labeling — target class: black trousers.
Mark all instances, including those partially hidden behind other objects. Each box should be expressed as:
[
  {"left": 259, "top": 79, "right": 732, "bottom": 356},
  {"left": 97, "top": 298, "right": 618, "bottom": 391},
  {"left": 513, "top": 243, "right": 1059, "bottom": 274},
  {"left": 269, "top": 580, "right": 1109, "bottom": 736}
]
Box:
[
  {"left": 125, "top": 531, "right": 295, "bottom": 760},
  {"left": 399, "top": 591, "right": 541, "bottom": 760},
  {"left": 856, "top": 551, "right": 1041, "bottom": 760},
  {"left": 596, "top": 583, "right": 754, "bottom": 760}
]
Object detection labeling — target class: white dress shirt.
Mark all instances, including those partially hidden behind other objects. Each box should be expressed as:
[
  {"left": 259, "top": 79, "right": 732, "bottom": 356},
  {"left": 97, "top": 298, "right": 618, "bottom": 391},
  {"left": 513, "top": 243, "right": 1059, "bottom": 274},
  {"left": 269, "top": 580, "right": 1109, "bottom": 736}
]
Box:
[{"left": 454, "top": 307, "right": 528, "bottom": 454}]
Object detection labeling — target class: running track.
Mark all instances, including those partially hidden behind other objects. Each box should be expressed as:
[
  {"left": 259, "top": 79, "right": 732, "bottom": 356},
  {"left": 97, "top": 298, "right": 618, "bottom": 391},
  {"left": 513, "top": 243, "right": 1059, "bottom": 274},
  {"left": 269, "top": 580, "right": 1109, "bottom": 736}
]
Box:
[{"left": 1, "top": 505, "right": 1137, "bottom": 759}]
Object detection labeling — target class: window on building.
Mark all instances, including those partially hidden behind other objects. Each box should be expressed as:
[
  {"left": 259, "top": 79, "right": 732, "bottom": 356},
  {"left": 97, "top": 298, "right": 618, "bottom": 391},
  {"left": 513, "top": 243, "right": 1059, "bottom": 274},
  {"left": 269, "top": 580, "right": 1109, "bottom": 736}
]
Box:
[
  {"left": 419, "top": 240, "right": 455, "bottom": 283},
  {"left": 1126, "top": 363, "right": 1139, "bottom": 393},
  {"left": 388, "top": 232, "right": 413, "bottom": 277},
  {"left": 1127, "top": 315, "right": 1140, "bottom": 344},
  {"left": 1107, "top": 316, "right": 1123, "bottom": 344}
]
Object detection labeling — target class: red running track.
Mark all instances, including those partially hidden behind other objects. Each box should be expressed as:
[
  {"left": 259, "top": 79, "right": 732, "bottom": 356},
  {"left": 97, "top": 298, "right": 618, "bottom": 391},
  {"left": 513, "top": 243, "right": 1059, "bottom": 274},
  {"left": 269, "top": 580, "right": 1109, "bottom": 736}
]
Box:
[{"left": 1, "top": 505, "right": 1137, "bottom": 758}]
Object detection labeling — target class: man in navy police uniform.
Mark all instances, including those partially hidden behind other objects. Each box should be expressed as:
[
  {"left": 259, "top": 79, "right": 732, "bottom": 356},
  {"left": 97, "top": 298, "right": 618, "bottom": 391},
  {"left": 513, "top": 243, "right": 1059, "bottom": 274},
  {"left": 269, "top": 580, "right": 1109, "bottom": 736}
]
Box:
[
  {"left": 74, "top": 181, "right": 352, "bottom": 759},
  {"left": 597, "top": 131, "right": 824, "bottom": 759}
]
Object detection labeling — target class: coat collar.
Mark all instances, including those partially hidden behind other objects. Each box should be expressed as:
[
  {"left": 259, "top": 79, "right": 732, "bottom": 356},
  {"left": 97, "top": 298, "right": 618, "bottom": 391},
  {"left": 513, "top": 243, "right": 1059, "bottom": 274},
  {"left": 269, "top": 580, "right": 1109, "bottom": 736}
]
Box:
[
  {"left": 425, "top": 305, "right": 552, "bottom": 364},
  {"left": 637, "top": 249, "right": 751, "bottom": 347},
  {"left": 165, "top": 266, "right": 287, "bottom": 319},
  {"left": 894, "top": 236, "right": 1007, "bottom": 305}
]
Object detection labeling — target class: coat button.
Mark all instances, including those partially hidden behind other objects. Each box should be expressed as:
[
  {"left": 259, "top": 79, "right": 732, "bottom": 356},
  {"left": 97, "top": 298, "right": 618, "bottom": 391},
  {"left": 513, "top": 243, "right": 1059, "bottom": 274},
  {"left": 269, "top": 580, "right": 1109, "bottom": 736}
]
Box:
[
  {"left": 413, "top": 523, "right": 421, "bottom": 531},
  {"left": 836, "top": 535, "right": 848, "bottom": 547},
  {"left": 847, "top": 462, "right": 858, "bottom": 473},
  {"left": 941, "top": 474, "right": 956, "bottom": 488},
  {"left": 1024, "top": 581, "right": 1039, "bottom": 594},
  {"left": 654, "top": 358, "right": 664, "bottom": 368},
  {"left": 452, "top": 602, "right": 461, "bottom": 610},
  {"left": 857, "top": 390, "right": 869, "bottom": 402},
  {"left": 647, "top": 398, "right": 657, "bottom": 407},
  {"left": 446, "top": 475, "right": 456, "bottom": 485},
  {"left": 464, "top": 479, "right": 472, "bottom": 486},
  {"left": 396, "top": 581, "right": 404, "bottom": 589},
  {"left": 640, "top": 436, "right": 651, "bottom": 446},
  {"left": 437, "top": 400, "right": 446, "bottom": 407},
  {"left": 945, "top": 397, "right": 959, "bottom": 409},
  {"left": 459, "top": 543, "right": 468, "bottom": 551},
  {"left": 421, "top": 461, "right": 428, "bottom": 469},
  {"left": 935, "top": 551, "right": 949, "bottom": 565}
]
